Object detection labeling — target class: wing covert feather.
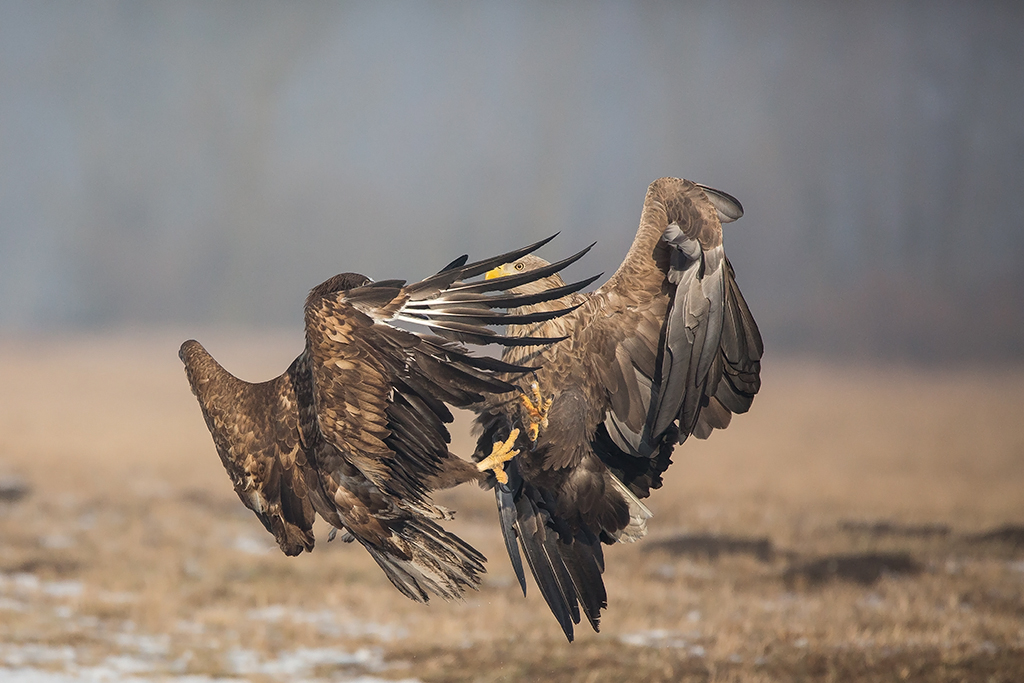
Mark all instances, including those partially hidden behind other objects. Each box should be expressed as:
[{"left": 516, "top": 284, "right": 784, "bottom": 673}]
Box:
[{"left": 304, "top": 296, "right": 397, "bottom": 491}]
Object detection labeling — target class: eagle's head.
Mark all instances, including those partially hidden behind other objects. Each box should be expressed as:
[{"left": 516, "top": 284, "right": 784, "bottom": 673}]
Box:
[
  {"left": 306, "top": 272, "right": 371, "bottom": 306},
  {"left": 484, "top": 254, "right": 567, "bottom": 296}
]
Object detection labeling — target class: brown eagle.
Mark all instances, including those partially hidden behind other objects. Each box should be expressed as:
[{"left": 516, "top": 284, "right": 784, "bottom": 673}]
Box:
[
  {"left": 180, "top": 236, "right": 598, "bottom": 603},
  {"left": 473, "top": 178, "right": 763, "bottom": 640}
]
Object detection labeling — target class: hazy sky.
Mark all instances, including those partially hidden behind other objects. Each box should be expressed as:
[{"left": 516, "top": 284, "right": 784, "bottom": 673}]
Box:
[{"left": 1, "top": 1, "right": 1022, "bottom": 360}]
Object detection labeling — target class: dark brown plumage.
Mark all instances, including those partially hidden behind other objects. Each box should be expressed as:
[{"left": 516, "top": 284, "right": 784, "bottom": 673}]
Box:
[
  {"left": 180, "top": 236, "right": 596, "bottom": 603},
  {"left": 473, "top": 178, "right": 763, "bottom": 640}
]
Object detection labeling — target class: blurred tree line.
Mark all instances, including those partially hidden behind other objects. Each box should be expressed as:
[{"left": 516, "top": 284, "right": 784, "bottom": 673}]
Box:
[{"left": 0, "top": 1, "right": 1021, "bottom": 361}]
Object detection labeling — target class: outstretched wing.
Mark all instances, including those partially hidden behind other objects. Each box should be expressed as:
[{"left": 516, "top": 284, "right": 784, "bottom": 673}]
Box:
[
  {"left": 179, "top": 340, "right": 316, "bottom": 556},
  {"left": 580, "top": 177, "right": 762, "bottom": 460},
  {"left": 304, "top": 239, "right": 601, "bottom": 506}
]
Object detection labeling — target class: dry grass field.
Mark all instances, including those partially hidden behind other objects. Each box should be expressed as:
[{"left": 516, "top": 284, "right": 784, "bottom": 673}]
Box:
[{"left": 0, "top": 331, "right": 1022, "bottom": 682}]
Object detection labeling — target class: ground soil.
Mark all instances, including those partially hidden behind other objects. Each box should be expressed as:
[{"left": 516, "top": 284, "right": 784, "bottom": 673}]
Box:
[{"left": 0, "top": 332, "right": 1021, "bottom": 682}]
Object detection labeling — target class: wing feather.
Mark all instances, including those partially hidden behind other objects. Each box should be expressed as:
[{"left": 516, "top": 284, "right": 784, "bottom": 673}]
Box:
[
  {"left": 179, "top": 340, "right": 316, "bottom": 556},
  {"left": 561, "top": 177, "right": 762, "bottom": 454}
]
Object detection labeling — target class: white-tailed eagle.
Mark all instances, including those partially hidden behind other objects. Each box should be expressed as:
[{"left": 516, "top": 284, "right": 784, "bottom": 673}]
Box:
[
  {"left": 180, "top": 237, "right": 597, "bottom": 603},
  {"left": 472, "top": 178, "right": 763, "bottom": 639}
]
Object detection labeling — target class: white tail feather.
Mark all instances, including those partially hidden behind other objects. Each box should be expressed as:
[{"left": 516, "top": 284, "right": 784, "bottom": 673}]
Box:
[{"left": 608, "top": 473, "right": 653, "bottom": 543}]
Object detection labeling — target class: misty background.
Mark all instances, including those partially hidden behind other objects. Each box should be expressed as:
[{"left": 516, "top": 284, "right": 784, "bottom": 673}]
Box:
[{"left": 1, "top": 1, "right": 1022, "bottom": 361}]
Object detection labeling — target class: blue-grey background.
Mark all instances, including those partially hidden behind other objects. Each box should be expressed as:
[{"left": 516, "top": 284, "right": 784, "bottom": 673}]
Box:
[{"left": 2, "top": 1, "right": 1022, "bottom": 360}]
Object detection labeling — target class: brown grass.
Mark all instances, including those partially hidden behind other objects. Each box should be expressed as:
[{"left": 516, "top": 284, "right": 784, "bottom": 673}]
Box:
[{"left": 0, "top": 332, "right": 1022, "bottom": 681}]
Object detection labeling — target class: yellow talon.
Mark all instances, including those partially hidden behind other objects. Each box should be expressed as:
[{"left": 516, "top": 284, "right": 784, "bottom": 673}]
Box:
[
  {"left": 477, "top": 428, "right": 521, "bottom": 484},
  {"left": 520, "top": 381, "right": 552, "bottom": 443}
]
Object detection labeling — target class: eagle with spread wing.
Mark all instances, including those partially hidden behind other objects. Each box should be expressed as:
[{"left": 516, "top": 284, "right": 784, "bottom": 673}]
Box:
[
  {"left": 180, "top": 236, "right": 597, "bottom": 603},
  {"left": 473, "top": 177, "right": 763, "bottom": 640}
]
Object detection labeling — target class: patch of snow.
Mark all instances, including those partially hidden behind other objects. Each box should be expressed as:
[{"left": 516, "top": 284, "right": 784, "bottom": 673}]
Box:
[
  {"left": 0, "top": 644, "right": 77, "bottom": 668},
  {"left": 246, "top": 605, "right": 407, "bottom": 641},
  {"left": 0, "top": 584, "right": 417, "bottom": 683},
  {"left": 111, "top": 633, "right": 170, "bottom": 657},
  {"left": 97, "top": 590, "right": 137, "bottom": 604},
  {"left": 0, "top": 667, "right": 242, "bottom": 682},
  {"left": 0, "top": 574, "right": 83, "bottom": 600},
  {"left": 13, "top": 573, "right": 41, "bottom": 591},
  {"left": 618, "top": 629, "right": 702, "bottom": 650},
  {"left": 42, "top": 581, "right": 83, "bottom": 599},
  {"left": 39, "top": 534, "right": 75, "bottom": 550},
  {"left": 231, "top": 535, "right": 274, "bottom": 555},
  {"left": 227, "top": 646, "right": 384, "bottom": 676},
  {"left": 100, "top": 654, "right": 157, "bottom": 674},
  {"left": 858, "top": 592, "right": 885, "bottom": 610},
  {"left": 0, "top": 597, "right": 26, "bottom": 611},
  {"left": 174, "top": 620, "right": 204, "bottom": 635}
]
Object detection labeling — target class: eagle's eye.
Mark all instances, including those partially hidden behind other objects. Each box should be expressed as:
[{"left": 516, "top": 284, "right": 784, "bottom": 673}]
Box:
[{"left": 514, "top": 262, "right": 525, "bottom": 271}]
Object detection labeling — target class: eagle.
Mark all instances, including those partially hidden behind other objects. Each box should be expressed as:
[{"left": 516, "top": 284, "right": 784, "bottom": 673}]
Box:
[
  {"left": 179, "top": 236, "right": 598, "bottom": 603},
  {"left": 472, "top": 177, "right": 763, "bottom": 640}
]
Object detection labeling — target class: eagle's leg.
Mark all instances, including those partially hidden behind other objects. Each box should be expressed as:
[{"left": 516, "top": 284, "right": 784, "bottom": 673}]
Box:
[
  {"left": 476, "top": 428, "right": 521, "bottom": 485},
  {"left": 520, "top": 381, "right": 552, "bottom": 442}
]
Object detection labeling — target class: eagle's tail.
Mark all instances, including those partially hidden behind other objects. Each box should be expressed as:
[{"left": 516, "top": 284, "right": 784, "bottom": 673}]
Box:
[
  {"left": 358, "top": 517, "right": 486, "bottom": 603},
  {"left": 496, "top": 464, "right": 608, "bottom": 643},
  {"left": 606, "top": 472, "right": 653, "bottom": 543}
]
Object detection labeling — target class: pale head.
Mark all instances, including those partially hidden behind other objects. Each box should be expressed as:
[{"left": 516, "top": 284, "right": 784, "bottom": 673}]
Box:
[{"left": 484, "top": 254, "right": 567, "bottom": 295}]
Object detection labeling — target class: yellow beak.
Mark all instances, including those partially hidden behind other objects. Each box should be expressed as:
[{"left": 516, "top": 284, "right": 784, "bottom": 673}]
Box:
[{"left": 484, "top": 266, "right": 506, "bottom": 280}]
